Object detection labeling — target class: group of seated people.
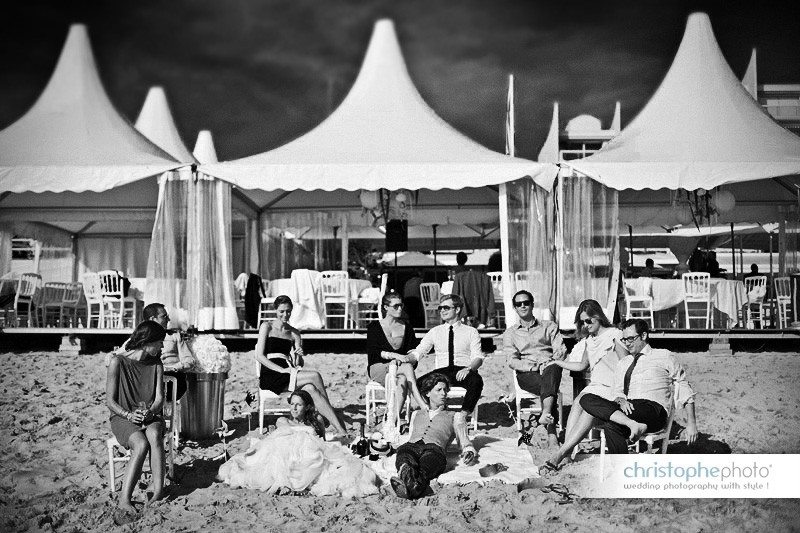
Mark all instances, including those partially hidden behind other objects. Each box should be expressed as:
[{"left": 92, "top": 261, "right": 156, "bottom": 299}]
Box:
[{"left": 107, "top": 290, "right": 700, "bottom": 514}]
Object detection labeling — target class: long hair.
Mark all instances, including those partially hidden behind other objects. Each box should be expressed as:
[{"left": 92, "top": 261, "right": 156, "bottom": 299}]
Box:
[
  {"left": 573, "top": 299, "right": 613, "bottom": 339},
  {"left": 288, "top": 390, "right": 324, "bottom": 437},
  {"left": 127, "top": 321, "right": 167, "bottom": 350}
]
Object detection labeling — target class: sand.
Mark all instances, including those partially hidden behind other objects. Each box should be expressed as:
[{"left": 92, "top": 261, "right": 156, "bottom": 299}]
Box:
[{"left": 1, "top": 347, "right": 799, "bottom": 532}]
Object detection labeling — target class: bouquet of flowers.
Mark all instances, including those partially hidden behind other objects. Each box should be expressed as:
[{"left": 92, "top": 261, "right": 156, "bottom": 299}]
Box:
[{"left": 189, "top": 334, "right": 231, "bottom": 373}]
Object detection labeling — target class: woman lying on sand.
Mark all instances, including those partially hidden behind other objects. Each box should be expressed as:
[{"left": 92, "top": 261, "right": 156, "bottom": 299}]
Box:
[
  {"left": 255, "top": 295, "right": 347, "bottom": 435},
  {"left": 106, "top": 321, "right": 168, "bottom": 518},
  {"left": 219, "top": 390, "right": 379, "bottom": 497}
]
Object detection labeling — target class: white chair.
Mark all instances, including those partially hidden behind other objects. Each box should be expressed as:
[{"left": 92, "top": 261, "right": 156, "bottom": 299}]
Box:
[
  {"left": 744, "top": 276, "right": 767, "bottom": 329},
  {"left": 107, "top": 376, "right": 177, "bottom": 493},
  {"left": 487, "top": 272, "right": 506, "bottom": 329},
  {"left": 258, "top": 282, "right": 276, "bottom": 328},
  {"left": 0, "top": 277, "right": 16, "bottom": 327},
  {"left": 513, "top": 271, "right": 529, "bottom": 293},
  {"left": 420, "top": 283, "right": 441, "bottom": 328},
  {"left": 446, "top": 387, "right": 479, "bottom": 432},
  {"left": 774, "top": 277, "right": 793, "bottom": 329},
  {"left": 252, "top": 352, "right": 291, "bottom": 434},
  {"left": 98, "top": 270, "right": 138, "bottom": 328},
  {"left": 40, "top": 282, "right": 69, "bottom": 326},
  {"left": 13, "top": 273, "right": 42, "bottom": 327},
  {"left": 59, "top": 282, "right": 84, "bottom": 327},
  {"left": 682, "top": 273, "right": 711, "bottom": 329},
  {"left": 81, "top": 273, "right": 105, "bottom": 328},
  {"left": 622, "top": 276, "right": 655, "bottom": 328},
  {"left": 320, "top": 270, "right": 352, "bottom": 329},
  {"left": 364, "top": 369, "right": 411, "bottom": 428},
  {"left": 512, "top": 371, "right": 563, "bottom": 432},
  {"left": 356, "top": 287, "right": 381, "bottom": 328}
]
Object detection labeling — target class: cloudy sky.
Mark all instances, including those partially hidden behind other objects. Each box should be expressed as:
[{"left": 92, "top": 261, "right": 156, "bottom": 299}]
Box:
[{"left": 2, "top": 0, "right": 798, "bottom": 161}]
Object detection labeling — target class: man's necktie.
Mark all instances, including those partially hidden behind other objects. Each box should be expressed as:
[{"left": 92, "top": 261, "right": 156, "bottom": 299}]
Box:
[
  {"left": 448, "top": 325, "right": 455, "bottom": 368},
  {"left": 623, "top": 353, "right": 643, "bottom": 396}
]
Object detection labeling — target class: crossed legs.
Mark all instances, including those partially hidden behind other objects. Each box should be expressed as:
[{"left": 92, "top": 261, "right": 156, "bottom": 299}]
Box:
[{"left": 295, "top": 369, "right": 347, "bottom": 434}]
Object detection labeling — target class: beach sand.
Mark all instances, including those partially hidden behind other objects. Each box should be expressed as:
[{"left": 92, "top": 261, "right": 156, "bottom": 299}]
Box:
[{"left": 1, "top": 347, "right": 798, "bottom": 532}]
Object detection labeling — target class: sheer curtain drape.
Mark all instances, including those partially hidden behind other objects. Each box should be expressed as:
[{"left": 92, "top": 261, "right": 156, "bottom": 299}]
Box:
[
  {"left": 559, "top": 171, "right": 620, "bottom": 324},
  {"left": 260, "top": 211, "right": 344, "bottom": 281},
  {"left": 506, "top": 177, "right": 556, "bottom": 321},
  {"left": 146, "top": 170, "right": 237, "bottom": 330}
]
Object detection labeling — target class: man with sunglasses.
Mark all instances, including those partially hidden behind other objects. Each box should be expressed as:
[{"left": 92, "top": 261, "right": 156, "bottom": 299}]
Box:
[
  {"left": 579, "top": 318, "right": 698, "bottom": 453},
  {"left": 409, "top": 294, "right": 484, "bottom": 420},
  {"left": 503, "top": 290, "right": 566, "bottom": 446}
]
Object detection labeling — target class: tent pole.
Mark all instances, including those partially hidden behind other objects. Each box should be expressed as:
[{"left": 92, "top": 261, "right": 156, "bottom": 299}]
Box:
[
  {"left": 769, "top": 233, "right": 774, "bottom": 279},
  {"left": 498, "top": 183, "right": 513, "bottom": 326},
  {"left": 730, "top": 222, "right": 736, "bottom": 278},
  {"left": 739, "top": 235, "right": 744, "bottom": 276},
  {"left": 432, "top": 224, "right": 438, "bottom": 281},
  {"left": 340, "top": 215, "right": 348, "bottom": 272},
  {"left": 628, "top": 225, "right": 634, "bottom": 275}
]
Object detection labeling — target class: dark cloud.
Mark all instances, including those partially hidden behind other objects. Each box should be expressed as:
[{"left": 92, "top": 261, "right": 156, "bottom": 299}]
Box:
[{"left": 1, "top": 0, "right": 798, "bottom": 160}]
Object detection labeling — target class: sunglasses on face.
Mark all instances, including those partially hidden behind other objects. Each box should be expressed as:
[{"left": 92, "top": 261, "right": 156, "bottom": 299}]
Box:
[
  {"left": 581, "top": 317, "right": 597, "bottom": 325},
  {"left": 388, "top": 303, "right": 404, "bottom": 310},
  {"left": 621, "top": 334, "right": 641, "bottom": 344},
  {"left": 438, "top": 305, "right": 454, "bottom": 312},
  {"left": 513, "top": 300, "right": 533, "bottom": 308}
]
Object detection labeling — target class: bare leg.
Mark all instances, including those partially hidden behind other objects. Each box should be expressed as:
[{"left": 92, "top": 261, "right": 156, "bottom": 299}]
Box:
[
  {"left": 300, "top": 384, "right": 346, "bottom": 434},
  {"left": 397, "top": 362, "right": 427, "bottom": 409},
  {"left": 546, "top": 411, "right": 596, "bottom": 467},
  {"left": 538, "top": 395, "right": 555, "bottom": 426},
  {"left": 296, "top": 369, "right": 332, "bottom": 403},
  {"left": 120, "top": 432, "right": 149, "bottom": 513},
  {"left": 609, "top": 411, "right": 649, "bottom": 442},
  {"left": 563, "top": 400, "right": 586, "bottom": 445},
  {"left": 144, "top": 421, "right": 166, "bottom": 502},
  {"left": 389, "top": 374, "right": 408, "bottom": 428}
]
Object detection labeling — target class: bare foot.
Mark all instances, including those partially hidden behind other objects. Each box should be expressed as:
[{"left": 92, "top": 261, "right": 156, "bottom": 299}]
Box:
[
  {"left": 629, "top": 422, "right": 648, "bottom": 443},
  {"left": 547, "top": 432, "right": 560, "bottom": 448},
  {"left": 538, "top": 413, "right": 554, "bottom": 426},
  {"left": 118, "top": 501, "right": 138, "bottom": 515}
]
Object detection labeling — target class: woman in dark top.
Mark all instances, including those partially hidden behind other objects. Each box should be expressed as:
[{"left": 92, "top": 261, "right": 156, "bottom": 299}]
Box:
[
  {"left": 255, "top": 295, "right": 346, "bottom": 436},
  {"left": 106, "top": 321, "right": 167, "bottom": 515},
  {"left": 366, "top": 292, "right": 427, "bottom": 432}
]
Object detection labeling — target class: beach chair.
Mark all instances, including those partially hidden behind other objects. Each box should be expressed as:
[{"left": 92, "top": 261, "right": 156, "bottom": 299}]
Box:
[
  {"left": 106, "top": 376, "right": 177, "bottom": 493},
  {"left": 774, "top": 277, "right": 792, "bottom": 329},
  {"left": 682, "top": 273, "right": 711, "bottom": 329},
  {"left": 743, "top": 276, "right": 767, "bottom": 328},
  {"left": 320, "top": 270, "right": 352, "bottom": 329},
  {"left": 252, "top": 352, "right": 291, "bottom": 434},
  {"left": 419, "top": 283, "right": 441, "bottom": 328},
  {"left": 13, "top": 273, "right": 42, "bottom": 327}
]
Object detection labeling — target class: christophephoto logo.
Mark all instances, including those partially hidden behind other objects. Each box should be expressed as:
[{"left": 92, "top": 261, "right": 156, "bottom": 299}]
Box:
[{"left": 622, "top": 460, "right": 772, "bottom": 491}]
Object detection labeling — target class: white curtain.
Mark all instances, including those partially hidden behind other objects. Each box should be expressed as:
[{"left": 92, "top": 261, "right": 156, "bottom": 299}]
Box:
[
  {"left": 260, "top": 211, "right": 344, "bottom": 281},
  {"left": 0, "top": 230, "right": 11, "bottom": 276},
  {"left": 146, "top": 170, "right": 237, "bottom": 330},
  {"left": 77, "top": 238, "right": 151, "bottom": 278},
  {"left": 559, "top": 172, "right": 620, "bottom": 324},
  {"left": 506, "top": 177, "right": 556, "bottom": 320}
]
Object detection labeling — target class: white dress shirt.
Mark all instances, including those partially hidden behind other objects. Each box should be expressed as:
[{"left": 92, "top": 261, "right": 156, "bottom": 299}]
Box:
[
  {"left": 412, "top": 321, "right": 484, "bottom": 369},
  {"left": 612, "top": 344, "right": 696, "bottom": 411}
]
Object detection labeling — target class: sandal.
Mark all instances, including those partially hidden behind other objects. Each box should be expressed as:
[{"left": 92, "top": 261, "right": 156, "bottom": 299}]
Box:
[{"left": 538, "top": 460, "right": 559, "bottom": 476}]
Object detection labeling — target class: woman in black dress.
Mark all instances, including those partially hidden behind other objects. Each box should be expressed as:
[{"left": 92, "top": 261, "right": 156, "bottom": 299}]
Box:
[
  {"left": 366, "top": 292, "right": 428, "bottom": 431},
  {"left": 255, "top": 295, "right": 346, "bottom": 435}
]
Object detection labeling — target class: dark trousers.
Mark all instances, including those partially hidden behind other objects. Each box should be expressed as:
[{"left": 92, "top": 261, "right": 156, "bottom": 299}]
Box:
[
  {"left": 580, "top": 393, "right": 667, "bottom": 454},
  {"left": 420, "top": 366, "right": 483, "bottom": 412},
  {"left": 516, "top": 365, "right": 562, "bottom": 432},
  {"left": 395, "top": 440, "right": 447, "bottom": 499}
]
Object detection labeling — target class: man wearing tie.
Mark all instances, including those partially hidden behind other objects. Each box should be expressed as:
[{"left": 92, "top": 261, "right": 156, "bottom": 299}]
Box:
[
  {"left": 410, "top": 294, "right": 484, "bottom": 420},
  {"left": 579, "top": 318, "right": 698, "bottom": 453}
]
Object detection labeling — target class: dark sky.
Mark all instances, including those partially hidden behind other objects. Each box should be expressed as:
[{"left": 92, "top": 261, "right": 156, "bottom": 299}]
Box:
[{"left": 1, "top": 0, "right": 798, "bottom": 161}]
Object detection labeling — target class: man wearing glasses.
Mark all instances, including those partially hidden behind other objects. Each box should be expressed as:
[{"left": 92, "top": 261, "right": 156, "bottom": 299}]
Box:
[
  {"left": 503, "top": 290, "right": 566, "bottom": 446},
  {"left": 409, "top": 294, "right": 484, "bottom": 420},
  {"left": 579, "top": 318, "right": 698, "bottom": 453}
]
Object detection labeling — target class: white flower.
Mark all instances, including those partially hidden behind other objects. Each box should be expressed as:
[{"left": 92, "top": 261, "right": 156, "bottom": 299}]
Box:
[{"left": 189, "top": 335, "right": 231, "bottom": 373}]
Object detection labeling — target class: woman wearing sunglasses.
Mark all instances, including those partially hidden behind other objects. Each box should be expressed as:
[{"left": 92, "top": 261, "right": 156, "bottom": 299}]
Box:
[
  {"left": 538, "top": 299, "right": 629, "bottom": 473},
  {"left": 366, "top": 291, "right": 428, "bottom": 440}
]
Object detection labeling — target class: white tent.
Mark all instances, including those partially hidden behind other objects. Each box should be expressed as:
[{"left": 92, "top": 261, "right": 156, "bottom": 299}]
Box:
[
  {"left": 201, "top": 19, "right": 556, "bottom": 192},
  {"left": 135, "top": 87, "right": 197, "bottom": 164},
  {"left": 0, "top": 25, "right": 181, "bottom": 193},
  {"left": 568, "top": 12, "right": 800, "bottom": 191}
]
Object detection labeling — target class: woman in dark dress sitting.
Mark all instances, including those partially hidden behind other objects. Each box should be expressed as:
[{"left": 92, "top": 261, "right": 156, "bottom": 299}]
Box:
[
  {"left": 255, "top": 295, "right": 346, "bottom": 436},
  {"left": 366, "top": 292, "right": 428, "bottom": 433}
]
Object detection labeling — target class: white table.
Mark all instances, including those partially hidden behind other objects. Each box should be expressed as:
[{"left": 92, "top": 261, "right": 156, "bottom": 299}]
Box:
[{"left": 625, "top": 277, "right": 747, "bottom": 328}]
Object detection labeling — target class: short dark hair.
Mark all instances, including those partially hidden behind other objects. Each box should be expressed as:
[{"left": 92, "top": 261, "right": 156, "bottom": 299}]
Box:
[
  {"left": 456, "top": 252, "right": 468, "bottom": 265},
  {"left": 127, "top": 321, "right": 167, "bottom": 350},
  {"left": 513, "top": 290, "right": 534, "bottom": 303},
  {"left": 419, "top": 372, "right": 450, "bottom": 398},
  {"left": 441, "top": 293, "right": 463, "bottom": 309},
  {"left": 273, "top": 295, "right": 293, "bottom": 309},
  {"left": 142, "top": 303, "right": 165, "bottom": 321},
  {"left": 645, "top": 258, "right": 654, "bottom": 268},
  {"left": 619, "top": 318, "right": 650, "bottom": 336}
]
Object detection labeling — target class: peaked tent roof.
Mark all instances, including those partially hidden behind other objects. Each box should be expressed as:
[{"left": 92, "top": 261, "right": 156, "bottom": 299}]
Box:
[
  {"left": 135, "top": 87, "right": 197, "bottom": 164},
  {"left": 202, "top": 19, "right": 556, "bottom": 192},
  {"left": 0, "top": 24, "right": 180, "bottom": 194},
  {"left": 193, "top": 130, "right": 219, "bottom": 164},
  {"left": 568, "top": 12, "right": 800, "bottom": 191}
]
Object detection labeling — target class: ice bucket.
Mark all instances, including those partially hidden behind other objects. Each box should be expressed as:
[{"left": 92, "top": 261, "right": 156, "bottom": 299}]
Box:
[{"left": 181, "top": 372, "right": 228, "bottom": 440}]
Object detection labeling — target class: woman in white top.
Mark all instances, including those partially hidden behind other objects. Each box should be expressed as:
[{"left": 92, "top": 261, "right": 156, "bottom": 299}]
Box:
[{"left": 540, "top": 299, "right": 624, "bottom": 472}]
